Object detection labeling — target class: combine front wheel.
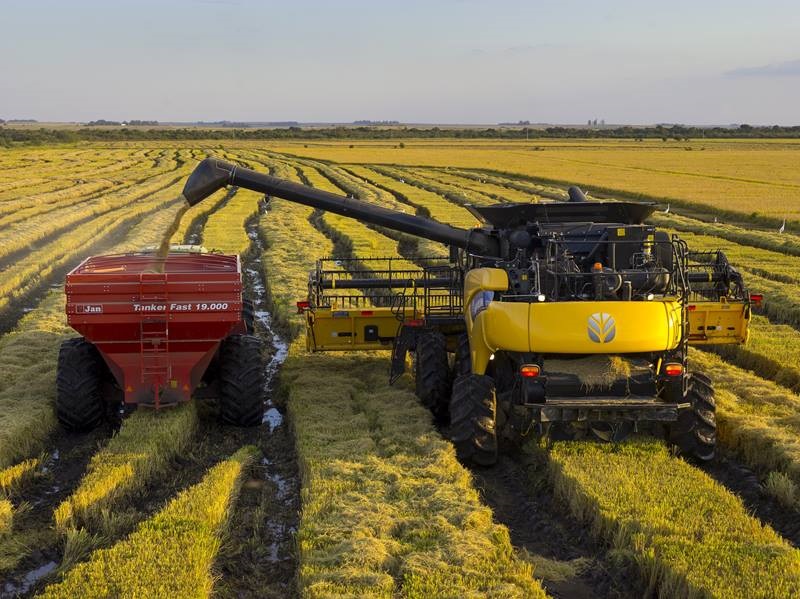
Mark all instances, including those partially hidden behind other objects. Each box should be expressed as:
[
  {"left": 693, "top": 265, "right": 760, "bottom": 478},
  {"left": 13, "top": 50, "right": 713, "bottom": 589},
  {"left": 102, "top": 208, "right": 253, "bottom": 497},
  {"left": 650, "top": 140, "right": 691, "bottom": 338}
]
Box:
[
  {"left": 56, "top": 338, "right": 106, "bottom": 432},
  {"left": 414, "top": 329, "right": 451, "bottom": 419},
  {"left": 449, "top": 374, "right": 498, "bottom": 466},
  {"left": 218, "top": 334, "right": 265, "bottom": 427},
  {"left": 669, "top": 372, "right": 716, "bottom": 462}
]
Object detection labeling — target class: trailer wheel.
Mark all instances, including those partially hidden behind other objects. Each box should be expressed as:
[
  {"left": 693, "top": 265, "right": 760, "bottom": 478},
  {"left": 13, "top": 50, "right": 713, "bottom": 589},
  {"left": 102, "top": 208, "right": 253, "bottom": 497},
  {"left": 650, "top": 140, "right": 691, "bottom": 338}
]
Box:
[
  {"left": 242, "top": 298, "right": 256, "bottom": 334},
  {"left": 414, "top": 329, "right": 451, "bottom": 419},
  {"left": 669, "top": 372, "right": 716, "bottom": 462},
  {"left": 449, "top": 374, "right": 497, "bottom": 466},
  {"left": 56, "top": 338, "right": 106, "bottom": 432},
  {"left": 218, "top": 334, "right": 264, "bottom": 427}
]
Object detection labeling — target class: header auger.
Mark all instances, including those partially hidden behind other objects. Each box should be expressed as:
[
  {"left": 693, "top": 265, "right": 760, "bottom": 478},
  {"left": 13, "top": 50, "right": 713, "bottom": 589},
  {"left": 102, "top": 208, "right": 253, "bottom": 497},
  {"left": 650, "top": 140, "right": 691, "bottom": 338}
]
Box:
[{"left": 179, "top": 158, "right": 753, "bottom": 465}]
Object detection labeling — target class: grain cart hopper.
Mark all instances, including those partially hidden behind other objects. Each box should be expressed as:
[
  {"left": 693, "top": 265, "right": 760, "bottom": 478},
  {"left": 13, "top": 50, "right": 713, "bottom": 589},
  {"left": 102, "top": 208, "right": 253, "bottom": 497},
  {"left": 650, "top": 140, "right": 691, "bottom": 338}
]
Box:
[
  {"left": 180, "top": 158, "right": 754, "bottom": 465},
  {"left": 58, "top": 250, "right": 263, "bottom": 431}
]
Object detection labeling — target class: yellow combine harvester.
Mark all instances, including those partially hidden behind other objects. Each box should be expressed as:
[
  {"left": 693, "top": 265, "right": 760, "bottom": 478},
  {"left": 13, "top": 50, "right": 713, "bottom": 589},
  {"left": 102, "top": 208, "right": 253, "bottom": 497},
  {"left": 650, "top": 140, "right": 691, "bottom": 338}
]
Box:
[{"left": 183, "top": 159, "right": 753, "bottom": 465}]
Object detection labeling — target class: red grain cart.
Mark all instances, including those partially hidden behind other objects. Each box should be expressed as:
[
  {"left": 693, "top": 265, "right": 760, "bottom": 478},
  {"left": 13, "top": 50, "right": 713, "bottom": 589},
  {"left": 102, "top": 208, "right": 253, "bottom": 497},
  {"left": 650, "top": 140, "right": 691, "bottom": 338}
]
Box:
[{"left": 58, "top": 251, "right": 264, "bottom": 431}]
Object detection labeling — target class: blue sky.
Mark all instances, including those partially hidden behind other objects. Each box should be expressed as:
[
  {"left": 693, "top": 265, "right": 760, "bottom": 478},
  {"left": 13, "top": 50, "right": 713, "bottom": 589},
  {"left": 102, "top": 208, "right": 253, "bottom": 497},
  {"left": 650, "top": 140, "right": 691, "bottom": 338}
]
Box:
[{"left": 1, "top": 0, "right": 798, "bottom": 124}]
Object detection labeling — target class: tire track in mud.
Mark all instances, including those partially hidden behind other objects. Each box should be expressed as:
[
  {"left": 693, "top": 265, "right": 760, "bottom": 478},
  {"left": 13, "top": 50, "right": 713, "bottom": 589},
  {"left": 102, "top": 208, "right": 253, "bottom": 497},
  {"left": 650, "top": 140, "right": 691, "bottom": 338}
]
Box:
[
  {"left": 213, "top": 207, "right": 298, "bottom": 599},
  {"left": 469, "top": 453, "right": 639, "bottom": 599}
]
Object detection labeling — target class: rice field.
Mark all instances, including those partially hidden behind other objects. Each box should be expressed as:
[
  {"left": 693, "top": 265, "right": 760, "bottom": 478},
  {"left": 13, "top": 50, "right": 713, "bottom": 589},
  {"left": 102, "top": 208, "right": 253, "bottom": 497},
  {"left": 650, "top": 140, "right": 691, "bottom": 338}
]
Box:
[{"left": 1, "top": 139, "right": 799, "bottom": 597}]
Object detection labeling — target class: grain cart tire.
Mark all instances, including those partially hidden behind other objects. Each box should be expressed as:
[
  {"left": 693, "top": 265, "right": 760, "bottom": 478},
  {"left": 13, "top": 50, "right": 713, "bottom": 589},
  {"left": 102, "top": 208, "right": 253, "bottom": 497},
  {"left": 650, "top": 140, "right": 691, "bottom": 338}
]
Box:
[
  {"left": 414, "top": 329, "right": 451, "bottom": 418},
  {"left": 453, "top": 333, "right": 471, "bottom": 378},
  {"left": 242, "top": 298, "right": 256, "bottom": 334},
  {"left": 450, "top": 374, "right": 498, "bottom": 466},
  {"left": 56, "top": 338, "right": 106, "bottom": 432},
  {"left": 669, "top": 372, "right": 717, "bottom": 462},
  {"left": 218, "top": 334, "right": 264, "bottom": 427}
]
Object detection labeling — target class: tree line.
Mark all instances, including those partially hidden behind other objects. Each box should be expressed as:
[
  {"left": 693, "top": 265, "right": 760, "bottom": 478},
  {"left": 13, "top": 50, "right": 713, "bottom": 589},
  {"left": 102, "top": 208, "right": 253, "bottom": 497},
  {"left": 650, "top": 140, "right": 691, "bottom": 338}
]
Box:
[{"left": 2, "top": 124, "right": 800, "bottom": 147}]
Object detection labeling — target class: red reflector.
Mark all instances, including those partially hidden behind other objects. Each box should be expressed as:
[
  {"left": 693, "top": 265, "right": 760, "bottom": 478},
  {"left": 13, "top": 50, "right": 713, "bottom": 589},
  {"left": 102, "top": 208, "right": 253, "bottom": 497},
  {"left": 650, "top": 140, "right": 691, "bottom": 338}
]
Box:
[
  {"left": 664, "top": 363, "right": 683, "bottom": 377},
  {"left": 520, "top": 364, "right": 540, "bottom": 378},
  {"left": 687, "top": 305, "right": 696, "bottom": 311},
  {"left": 750, "top": 294, "right": 763, "bottom": 305},
  {"left": 361, "top": 310, "right": 374, "bottom": 316},
  {"left": 406, "top": 319, "right": 424, "bottom": 327},
  {"left": 296, "top": 301, "right": 310, "bottom": 313}
]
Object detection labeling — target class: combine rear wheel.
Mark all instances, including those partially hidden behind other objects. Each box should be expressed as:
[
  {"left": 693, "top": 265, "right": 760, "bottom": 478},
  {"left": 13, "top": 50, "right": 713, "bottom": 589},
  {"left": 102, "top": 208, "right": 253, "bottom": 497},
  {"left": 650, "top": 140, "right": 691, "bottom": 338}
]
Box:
[
  {"left": 414, "top": 329, "right": 450, "bottom": 419},
  {"left": 453, "top": 333, "right": 471, "bottom": 378},
  {"left": 218, "top": 334, "right": 265, "bottom": 427},
  {"left": 669, "top": 372, "right": 716, "bottom": 462},
  {"left": 449, "top": 374, "right": 498, "bottom": 466},
  {"left": 56, "top": 338, "right": 106, "bottom": 432}
]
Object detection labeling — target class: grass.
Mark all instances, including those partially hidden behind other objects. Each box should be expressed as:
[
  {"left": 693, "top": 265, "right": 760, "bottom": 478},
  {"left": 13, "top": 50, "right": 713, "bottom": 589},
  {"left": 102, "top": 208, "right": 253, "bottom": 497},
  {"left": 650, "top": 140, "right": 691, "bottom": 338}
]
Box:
[
  {"left": 545, "top": 438, "right": 800, "bottom": 598},
  {"left": 0, "top": 499, "right": 11, "bottom": 535},
  {"left": 54, "top": 405, "right": 198, "bottom": 532},
  {"left": 39, "top": 445, "right": 258, "bottom": 599}
]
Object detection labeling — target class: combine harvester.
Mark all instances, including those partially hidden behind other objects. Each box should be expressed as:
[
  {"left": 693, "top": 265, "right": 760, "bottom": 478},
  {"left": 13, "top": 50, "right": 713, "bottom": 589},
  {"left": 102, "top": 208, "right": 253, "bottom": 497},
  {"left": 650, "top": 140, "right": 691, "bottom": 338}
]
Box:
[{"left": 58, "top": 158, "right": 754, "bottom": 466}]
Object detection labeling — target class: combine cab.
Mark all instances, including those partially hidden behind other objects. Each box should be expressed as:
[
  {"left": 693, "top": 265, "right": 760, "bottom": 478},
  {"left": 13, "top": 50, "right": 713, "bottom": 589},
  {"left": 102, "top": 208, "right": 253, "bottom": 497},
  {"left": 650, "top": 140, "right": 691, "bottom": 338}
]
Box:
[{"left": 58, "top": 250, "right": 263, "bottom": 431}]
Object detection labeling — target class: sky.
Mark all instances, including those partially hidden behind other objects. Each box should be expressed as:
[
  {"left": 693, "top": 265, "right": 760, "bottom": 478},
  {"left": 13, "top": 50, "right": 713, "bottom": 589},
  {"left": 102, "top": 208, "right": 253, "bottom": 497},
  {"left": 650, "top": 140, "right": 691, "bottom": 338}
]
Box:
[{"left": 1, "top": 0, "right": 799, "bottom": 125}]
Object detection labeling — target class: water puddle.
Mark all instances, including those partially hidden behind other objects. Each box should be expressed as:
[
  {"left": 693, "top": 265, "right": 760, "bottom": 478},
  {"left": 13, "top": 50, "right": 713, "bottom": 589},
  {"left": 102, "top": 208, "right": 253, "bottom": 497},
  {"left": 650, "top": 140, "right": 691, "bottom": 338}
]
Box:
[{"left": 2, "top": 561, "right": 57, "bottom": 597}]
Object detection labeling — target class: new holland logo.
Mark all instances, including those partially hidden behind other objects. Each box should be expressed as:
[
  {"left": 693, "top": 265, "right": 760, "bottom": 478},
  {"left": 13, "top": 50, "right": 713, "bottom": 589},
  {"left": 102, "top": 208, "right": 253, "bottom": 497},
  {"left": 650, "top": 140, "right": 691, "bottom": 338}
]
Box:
[{"left": 588, "top": 312, "right": 616, "bottom": 343}]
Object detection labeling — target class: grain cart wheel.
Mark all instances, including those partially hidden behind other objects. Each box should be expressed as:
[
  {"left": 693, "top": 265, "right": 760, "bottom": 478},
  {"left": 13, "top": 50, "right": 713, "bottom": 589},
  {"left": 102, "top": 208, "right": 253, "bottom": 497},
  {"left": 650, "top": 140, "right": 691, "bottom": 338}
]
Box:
[
  {"left": 218, "top": 334, "right": 265, "bottom": 427},
  {"left": 669, "top": 372, "right": 717, "bottom": 462},
  {"left": 242, "top": 298, "right": 256, "bottom": 334},
  {"left": 450, "top": 374, "right": 498, "bottom": 466},
  {"left": 56, "top": 338, "right": 106, "bottom": 432},
  {"left": 414, "top": 329, "right": 451, "bottom": 418}
]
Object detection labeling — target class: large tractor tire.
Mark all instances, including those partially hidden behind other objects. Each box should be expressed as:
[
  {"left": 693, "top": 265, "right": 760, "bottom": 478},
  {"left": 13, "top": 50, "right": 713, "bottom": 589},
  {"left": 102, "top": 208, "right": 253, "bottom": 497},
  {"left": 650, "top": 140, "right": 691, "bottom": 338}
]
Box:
[
  {"left": 414, "top": 329, "right": 451, "bottom": 418},
  {"left": 218, "top": 334, "right": 265, "bottom": 427},
  {"left": 449, "top": 374, "right": 498, "bottom": 466},
  {"left": 453, "top": 333, "right": 471, "bottom": 378},
  {"left": 669, "top": 372, "right": 716, "bottom": 462},
  {"left": 56, "top": 338, "right": 106, "bottom": 432},
  {"left": 242, "top": 298, "right": 256, "bottom": 334}
]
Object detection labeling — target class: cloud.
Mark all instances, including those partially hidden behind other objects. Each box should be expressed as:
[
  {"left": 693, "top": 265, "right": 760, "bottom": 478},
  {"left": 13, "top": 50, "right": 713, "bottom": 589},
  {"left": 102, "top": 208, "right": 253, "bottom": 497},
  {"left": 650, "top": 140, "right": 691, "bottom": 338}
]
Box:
[{"left": 725, "top": 59, "right": 800, "bottom": 77}]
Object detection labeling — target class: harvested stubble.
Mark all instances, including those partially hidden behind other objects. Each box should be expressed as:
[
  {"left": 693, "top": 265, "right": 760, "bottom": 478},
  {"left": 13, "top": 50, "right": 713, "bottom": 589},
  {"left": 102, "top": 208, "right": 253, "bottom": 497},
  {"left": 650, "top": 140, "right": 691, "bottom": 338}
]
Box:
[
  {"left": 201, "top": 188, "right": 263, "bottom": 254},
  {"left": 713, "top": 315, "right": 800, "bottom": 393},
  {"left": 546, "top": 439, "right": 800, "bottom": 598},
  {"left": 344, "top": 165, "right": 480, "bottom": 229},
  {"left": 0, "top": 458, "right": 40, "bottom": 495},
  {"left": 651, "top": 211, "right": 800, "bottom": 258},
  {"left": 39, "top": 446, "right": 258, "bottom": 599},
  {"left": 690, "top": 348, "right": 800, "bottom": 495},
  {"left": 0, "top": 499, "right": 11, "bottom": 535},
  {"left": 54, "top": 404, "right": 198, "bottom": 531}
]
